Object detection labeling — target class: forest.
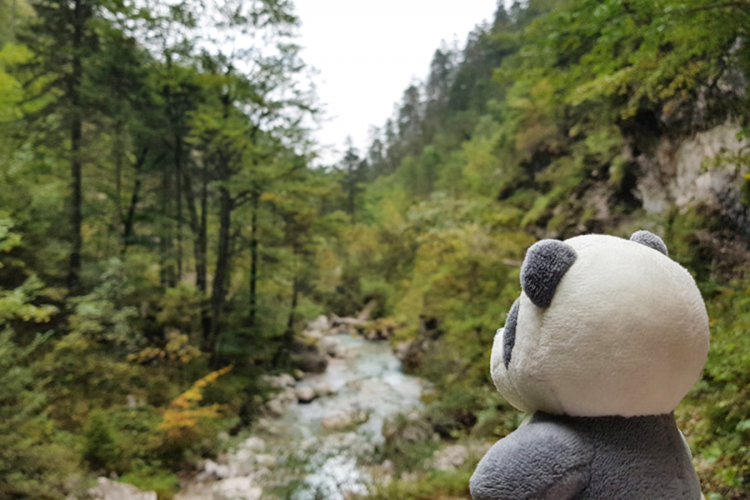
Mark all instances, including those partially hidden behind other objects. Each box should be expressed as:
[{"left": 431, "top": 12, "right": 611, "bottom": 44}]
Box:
[{"left": 1, "top": 0, "right": 750, "bottom": 499}]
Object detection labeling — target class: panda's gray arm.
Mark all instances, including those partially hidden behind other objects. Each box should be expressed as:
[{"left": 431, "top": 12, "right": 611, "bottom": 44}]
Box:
[{"left": 470, "top": 420, "right": 593, "bottom": 500}]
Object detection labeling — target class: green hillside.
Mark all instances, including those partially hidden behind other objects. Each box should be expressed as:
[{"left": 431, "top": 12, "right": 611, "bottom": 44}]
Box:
[{"left": 1, "top": 0, "right": 749, "bottom": 498}]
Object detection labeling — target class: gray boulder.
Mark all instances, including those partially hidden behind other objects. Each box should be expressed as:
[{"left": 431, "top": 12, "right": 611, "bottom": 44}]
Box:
[
  {"left": 289, "top": 340, "right": 328, "bottom": 373},
  {"left": 212, "top": 477, "right": 262, "bottom": 500},
  {"left": 295, "top": 386, "right": 316, "bottom": 403}
]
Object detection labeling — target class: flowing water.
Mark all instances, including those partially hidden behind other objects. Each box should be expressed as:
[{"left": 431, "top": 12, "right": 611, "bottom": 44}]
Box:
[
  {"left": 278, "top": 334, "right": 424, "bottom": 499},
  {"left": 178, "top": 333, "right": 425, "bottom": 500}
]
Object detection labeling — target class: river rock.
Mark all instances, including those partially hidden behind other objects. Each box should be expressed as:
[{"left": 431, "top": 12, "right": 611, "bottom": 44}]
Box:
[
  {"left": 290, "top": 340, "right": 328, "bottom": 373},
  {"left": 430, "top": 441, "right": 492, "bottom": 471},
  {"left": 394, "top": 340, "right": 426, "bottom": 373},
  {"left": 302, "top": 315, "right": 330, "bottom": 339},
  {"left": 239, "top": 436, "right": 266, "bottom": 452},
  {"left": 265, "top": 397, "right": 286, "bottom": 417},
  {"left": 212, "top": 477, "right": 262, "bottom": 500},
  {"left": 265, "top": 386, "right": 297, "bottom": 417},
  {"left": 261, "top": 373, "right": 296, "bottom": 389},
  {"left": 88, "top": 477, "right": 157, "bottom": 500},
  {"left": 313, "top": 380, "right": 333, "bottom": 397},
  {"left": 320, "top": 336, "right": 346, "bottom": 358},
  {"left": 321, "top": 410, "right": 369, "bottom": 430},
  {"left": 228, "top": 448, "right": 256, "bottom": 477},
  {"left": 255, "top": 417, "right": 283, "bottom": 435},
  {"left": 296, "top": 386, "right": 316, "bottom": 403},
  {"left": 201, "top": 459, "right": 230, "bottom": 480},
  {"left": 431, "top": 444, "right": 468, "bottom": 470},
  {"left": 255, "top": 454, "right": 277, "bottom": 469},
  {"left": 381, "top": 459, "right": 394, "bottom": 474},
  {"left": 382, "top": 410, "right": 432, "bottom": 444}
]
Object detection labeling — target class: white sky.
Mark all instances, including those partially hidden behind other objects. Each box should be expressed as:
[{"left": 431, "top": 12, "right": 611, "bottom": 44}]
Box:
[{"left": 294, "top": 0, "right": 499, "bottom": 165}]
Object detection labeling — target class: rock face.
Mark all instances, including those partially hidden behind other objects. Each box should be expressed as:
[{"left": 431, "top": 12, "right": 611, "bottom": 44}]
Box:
[
  {"left": 636, "top": 122, "right": 747, "bottom": 213},
  {"left": 88, "top": 478, "right": 157, "bottom": 500}
]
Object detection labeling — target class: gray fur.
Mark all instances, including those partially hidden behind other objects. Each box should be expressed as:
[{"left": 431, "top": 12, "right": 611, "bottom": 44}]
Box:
[
  {"left": 470, "top": 417, "right": 591, "bottom": 500},
  {"left": 520, "top": 240, "right": 577, "bottom": 308},
  {"left": 470, "top": 412, "right": 702, "bottom": 500},
  {"left": 630, "top": 230, "right": 669, "bottom": 256},
  {"left": 502, "top": 298, "right": 520, "bottom": 369}
]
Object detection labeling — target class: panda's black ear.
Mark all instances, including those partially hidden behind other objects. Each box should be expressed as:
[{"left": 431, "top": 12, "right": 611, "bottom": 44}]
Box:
[
  {"left": 520, "top": 240, "right": 577, "bottom": 308},
  {"left": 502, "top": 298, "right": 521, "bottom": 369},
  {"left": 630, "top": 230, "right": 668, "bottom": 256}
]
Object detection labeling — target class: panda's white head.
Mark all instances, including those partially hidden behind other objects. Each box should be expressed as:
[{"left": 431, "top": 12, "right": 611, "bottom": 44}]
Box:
[{"left": 491, "top": 231, "right": 710, "bottom": 418}]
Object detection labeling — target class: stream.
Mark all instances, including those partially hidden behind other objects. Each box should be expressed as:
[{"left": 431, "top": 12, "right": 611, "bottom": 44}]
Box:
[{"left": 177, "top": 333, "right": 425, "bottom": 500}]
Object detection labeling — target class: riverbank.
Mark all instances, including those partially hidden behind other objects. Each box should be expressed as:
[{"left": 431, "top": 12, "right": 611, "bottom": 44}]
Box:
[
  {"left": 86, "top": 315, "right": 491, "bottom": 500},
  {"left": 171, "top": 316, "right": 493, "bottom": 500}
]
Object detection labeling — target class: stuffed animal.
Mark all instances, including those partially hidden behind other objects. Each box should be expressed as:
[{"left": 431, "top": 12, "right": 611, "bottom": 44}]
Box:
[{"left": 470, "top": 231, "right": 710, "bottom": 500}]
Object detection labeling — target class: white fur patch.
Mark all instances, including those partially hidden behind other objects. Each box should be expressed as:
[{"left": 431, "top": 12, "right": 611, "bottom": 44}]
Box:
[{"left": 491, "top": 234, "right": 710, "bottom": 417}]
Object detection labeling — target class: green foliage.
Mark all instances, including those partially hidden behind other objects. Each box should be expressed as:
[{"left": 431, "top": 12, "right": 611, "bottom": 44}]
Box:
[
  {"left": 0, "top": 323, "right": 80, "bottom": 500},
  {"left": 363, "top": 469, "right": 473, "bottom": 500},
  {"left": 338, "top": 1, "right": 750, "bottom": 498},
  {"left": 84, "top": 411, "right": 119, "bottom": 471},
  {"left": 2, "top": 0, "right": 750, "bottom": 497},
  {"left": 678, "top": 277, "right": 750, "bottom": 498},
  {"left": 121, "top": 462, "right": 179, "bottom": 500},
  {"left": 68, "top": 259, "right": 141, "bottom": 350}
]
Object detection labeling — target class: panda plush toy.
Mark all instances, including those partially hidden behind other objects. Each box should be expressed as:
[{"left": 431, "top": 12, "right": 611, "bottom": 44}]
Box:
[{"left": 470, "top": 231, "right": 710, "bottom": 500}]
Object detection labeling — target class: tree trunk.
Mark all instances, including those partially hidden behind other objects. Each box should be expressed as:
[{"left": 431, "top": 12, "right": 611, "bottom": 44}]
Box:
[
  {"left": 207, "top": 183, "right": 232, "bottom": 354},
  {"left": 175, "top": 135, "right": 183, "bottom": 280},
  {"left": 121, "top": 148, "right": 148, "bottom": 254},
  {"left": 114, "top": 122, "right": 124, "bottom": 249},
  {"left": 10, "top": 0, "right": 17, "bottom": 40},
  {"left": 273, "top": 274, "right": 298, "bottom": 367},
  {"left": 181, "top": 164, "right": 211, "bottom": 342},
  {"left": 180, "top": 163, "right": 206, "bottom": 290},
  {"left": 248, "top": 189, "right": 260, "bottom": 329},
  {"left": 122, "top": 177, "right": 141, "bottom": 252},
  {"left": 159, "top": 166, "right": 175, "bottom": 287},
  {"left": 199, "top": 163, "right": 210, "bottom": 338},
  {"left": 286, "top": 276, "right": 298, "bottom": 334},
  {"left": 67, "top": 0, "right": 84, "bottom": 294},
  {"left": 164, "top": 54, "right": 184, "bottom": 283}
]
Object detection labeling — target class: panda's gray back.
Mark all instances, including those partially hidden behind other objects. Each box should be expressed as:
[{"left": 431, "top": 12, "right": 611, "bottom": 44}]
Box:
[{"left": 532, "top": 412, "right": 701, "bottom": 500}]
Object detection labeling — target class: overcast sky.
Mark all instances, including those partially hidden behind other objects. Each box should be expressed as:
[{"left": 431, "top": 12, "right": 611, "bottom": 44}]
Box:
[{"left": 294, "top": 1, "right": 499, "bottom": 165}]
